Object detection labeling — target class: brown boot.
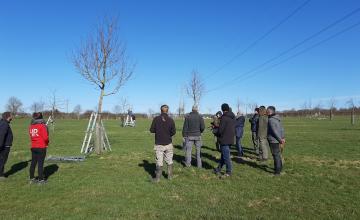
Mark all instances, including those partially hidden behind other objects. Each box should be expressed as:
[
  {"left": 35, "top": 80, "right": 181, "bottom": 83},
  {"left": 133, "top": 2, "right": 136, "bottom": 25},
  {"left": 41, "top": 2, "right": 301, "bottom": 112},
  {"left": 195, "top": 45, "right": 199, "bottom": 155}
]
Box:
[
  {"left": 167, "top": 164, "right": 173, "bottom": 180},
  {"left": 153, "top": 166, "right": 162, "bottom": 183}
]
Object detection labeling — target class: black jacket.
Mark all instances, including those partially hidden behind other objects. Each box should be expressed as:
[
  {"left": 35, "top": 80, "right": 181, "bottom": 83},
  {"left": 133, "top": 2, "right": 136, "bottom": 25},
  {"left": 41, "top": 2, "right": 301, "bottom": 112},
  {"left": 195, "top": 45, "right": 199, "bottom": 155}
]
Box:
[
  {"left": 0, "top": 119, "right": 13, "bottom": 149},
  {"left": 182, "top": 111, "right": 205, "bottom": 137},
  {"left": 249, "top": 113, "right": 259, "bottom": 132},
  {"left": 150, "top": 113, "right": 176, "bottom": 145},
  {"left": 217, "top": 111, "right": 236, "bottom": 145}
]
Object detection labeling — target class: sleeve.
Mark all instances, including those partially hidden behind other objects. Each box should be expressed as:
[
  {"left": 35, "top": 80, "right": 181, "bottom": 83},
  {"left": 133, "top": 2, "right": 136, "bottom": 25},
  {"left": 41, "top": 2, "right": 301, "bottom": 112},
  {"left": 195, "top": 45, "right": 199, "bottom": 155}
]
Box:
[
  {"left": 182, "top": 117, "right": 188, "bottom": 137},
  {"left": 218, "top": 118, "right": 226, "bottom": 137},
  {"left": 0, "top": 123, "right": 8, "bottom": 147},
  {"left": 170, "top": 119, "right": 176, "bottom": 137},
  {"left": 200, "top": 117, "right": 205, "bottom": 133},
  {"left": 150, "top": 118, "right": 156, "bottom": 133},
  {"left": 269, "top": 120, "right": 282, "bottom": 142},
  {"left": 42, "top": 124, "right": 49, "bottom": 146}
]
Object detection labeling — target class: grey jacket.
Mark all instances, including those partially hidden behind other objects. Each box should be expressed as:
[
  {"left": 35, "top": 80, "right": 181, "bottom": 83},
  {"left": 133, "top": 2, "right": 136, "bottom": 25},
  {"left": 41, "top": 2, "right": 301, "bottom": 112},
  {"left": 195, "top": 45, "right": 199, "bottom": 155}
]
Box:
[
  {"left": 182, "top": 111, "right": 205, "bottom": 137},
  {"left": 267, "top": 114, "right": 284, "bottom": 144}
]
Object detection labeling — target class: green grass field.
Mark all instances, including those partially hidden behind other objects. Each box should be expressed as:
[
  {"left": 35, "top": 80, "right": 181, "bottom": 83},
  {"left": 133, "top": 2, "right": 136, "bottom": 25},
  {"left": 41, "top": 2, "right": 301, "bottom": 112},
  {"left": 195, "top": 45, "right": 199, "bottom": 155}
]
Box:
[{"left": 0, "top": 116, "right": 359, "bottom": 219}]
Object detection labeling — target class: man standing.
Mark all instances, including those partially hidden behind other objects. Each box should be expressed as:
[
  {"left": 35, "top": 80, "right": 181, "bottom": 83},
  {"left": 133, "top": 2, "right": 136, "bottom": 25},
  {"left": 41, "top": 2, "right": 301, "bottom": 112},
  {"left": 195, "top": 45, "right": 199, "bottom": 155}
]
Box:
[
  {"left": 249, "top": 108, "right": 260, "bottom": 155},
  {"left": 0, "top": 112, "right": 13, "bottom": 180},
  {"left": 267, "top": 106, "right": 285, "bottom": 176},
  {"left": 235, "top": 112, "right": 245, "bottom": 157},
  {"left": 214, "top": 103, "right": 235, "bottom": 178},
  {"left": 257, "top": 106, "right": 269, "bottom": 162},
  {"left": 150, "top": 105, "right": 176, "bottom": 182},
  {"left": 182, "top": 105, "right": 205, "bottom": 168}
]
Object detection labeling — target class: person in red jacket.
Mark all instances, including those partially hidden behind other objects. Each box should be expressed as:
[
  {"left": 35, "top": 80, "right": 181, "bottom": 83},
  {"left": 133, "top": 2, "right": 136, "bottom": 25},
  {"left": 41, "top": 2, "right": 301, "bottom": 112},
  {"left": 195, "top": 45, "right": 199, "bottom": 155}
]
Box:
[{"left": 29, "top": 112, "right": 49, "bottom": 184}]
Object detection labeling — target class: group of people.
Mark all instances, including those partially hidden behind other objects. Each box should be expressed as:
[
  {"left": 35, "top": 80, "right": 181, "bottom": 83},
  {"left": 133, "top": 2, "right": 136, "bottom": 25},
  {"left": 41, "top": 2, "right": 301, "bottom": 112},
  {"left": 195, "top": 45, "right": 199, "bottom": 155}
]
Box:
[
  {"left": 150, "top": 103, "right": 285, "bottom": 182},
  {"left": 0, "top": 103, "right": 285, "bottom": 184},
  {"left": 0, "top": 112, "right": 49, "bottom": 184}
]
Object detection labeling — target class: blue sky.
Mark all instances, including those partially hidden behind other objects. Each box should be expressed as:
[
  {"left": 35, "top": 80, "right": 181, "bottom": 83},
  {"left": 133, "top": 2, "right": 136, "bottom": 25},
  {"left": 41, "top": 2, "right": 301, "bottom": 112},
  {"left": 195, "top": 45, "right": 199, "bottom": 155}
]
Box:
[{"left": 0, "top": 0, "right": 359, "bottom": 114}]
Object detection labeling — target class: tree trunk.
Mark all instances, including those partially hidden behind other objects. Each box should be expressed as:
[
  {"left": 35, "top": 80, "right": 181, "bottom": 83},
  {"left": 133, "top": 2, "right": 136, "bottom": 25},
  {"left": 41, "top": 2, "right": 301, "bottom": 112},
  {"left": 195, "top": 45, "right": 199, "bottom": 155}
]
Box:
[
  {"left": 351, "top": 108, "right": 355, "bottom": 125},
  {"left": 330, "top": 109, "right": 333, "bottom": 121},
  {"left": 95, "top": 89, "right": 105, "bottom": 154}
]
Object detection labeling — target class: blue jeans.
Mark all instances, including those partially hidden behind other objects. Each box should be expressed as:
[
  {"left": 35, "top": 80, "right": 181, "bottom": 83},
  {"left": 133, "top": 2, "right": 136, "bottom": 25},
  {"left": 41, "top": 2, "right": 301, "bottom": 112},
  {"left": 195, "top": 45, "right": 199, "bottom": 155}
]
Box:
[
  {"left": 235, "top": 136, "right": 243, "bottom": 156},
  {"left": 217, "top": 145, "right": 232, "bottom": 174}
]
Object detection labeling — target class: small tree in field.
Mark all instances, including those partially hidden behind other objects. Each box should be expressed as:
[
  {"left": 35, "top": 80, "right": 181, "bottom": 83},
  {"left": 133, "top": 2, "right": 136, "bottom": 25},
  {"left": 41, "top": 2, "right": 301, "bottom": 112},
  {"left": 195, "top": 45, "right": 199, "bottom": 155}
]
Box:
[
  {"left": 347, "top": 98, "right": 356, "bottom": 125},
  {"left": 73, "top": 105, "right": 82, "bottom": 120},
  {"left": 72, "top": 17, "right": 134, "bottom": 154},
  {"left": 5, "top": 97, "right": 23, "bottom": 116},
  {"left": 329, "top": 97, "right": 336, "bottom": 121},
  {"left": 30, "top": 101, "right": 45, "bottom": 113},
  {"left": 186, "top": 70, "right": 204, "bottom": 108}
]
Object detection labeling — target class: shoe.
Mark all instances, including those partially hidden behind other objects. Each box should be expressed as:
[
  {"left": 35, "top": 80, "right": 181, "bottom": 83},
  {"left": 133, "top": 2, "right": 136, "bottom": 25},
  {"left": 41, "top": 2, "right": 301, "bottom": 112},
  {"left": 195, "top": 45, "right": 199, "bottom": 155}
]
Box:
[
  {"left": 213, "top": 168, "right": 221, "bottom": 175},
  {"left": 220, "top": 173, "right": 231, "bottom": 179},
  {"left": 29, "top": 178, "right": 37, "bottom": 184},
  {"left": 37, "top": 179, "right": 47, "bottom": 185}
]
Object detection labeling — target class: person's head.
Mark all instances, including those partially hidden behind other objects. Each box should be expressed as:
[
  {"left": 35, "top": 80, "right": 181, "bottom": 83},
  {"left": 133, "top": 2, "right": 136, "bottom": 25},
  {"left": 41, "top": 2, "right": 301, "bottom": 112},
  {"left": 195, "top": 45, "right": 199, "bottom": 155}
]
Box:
[
  {"left": 32, "top": 112, "right": 43, "bottom": 120},
  {"left": 259, "top": 106, "right": 267, "bottom": 116},
  {"left": 215, "top": 111, "right": 222, "bottom": 118},
  {"left": 2, "top": 112, "right": 12, "bottom": 122},
  {"left": 160, "top": 105, "right": 169, "bottom": 114},
  {"left": 192, "top": 105, "right": 198, "bottom": 112},
  {"left": 266, "top": 106, "right": 276, "bottom": 116},
  {"left": 255, "top": 107, "right": 260, "bottom": 114},
  {"left": 221, "top": 103, "right": 230, "bottom": 113}
]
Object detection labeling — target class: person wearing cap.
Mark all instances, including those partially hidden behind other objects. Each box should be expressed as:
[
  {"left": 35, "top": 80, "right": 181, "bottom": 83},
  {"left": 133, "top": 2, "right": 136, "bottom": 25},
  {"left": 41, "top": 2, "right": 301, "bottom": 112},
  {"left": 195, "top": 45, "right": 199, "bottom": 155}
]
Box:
[
  {"left": 150, "top": 105, "right": 176, "bottom": 182},
  {"left": 249, "top": 107, "right": 260, "bottom": 155},
  {"left": 214, "top": 103, "right": 236, "bottom": 178},
  {"left": 182, "top": 105, "right": 205, "bottom": 168},
  {"left": 29, "top": 112, "right": 49, "bottom": 184},
  {"left": 0, "top": 112, "right": 13, "bottom": 181},
  {"left": 235, "top": 111, "right": 245, "bottom": 157},
  {"left": 267, "top": 106, "right": 285, "bottom": 176}
]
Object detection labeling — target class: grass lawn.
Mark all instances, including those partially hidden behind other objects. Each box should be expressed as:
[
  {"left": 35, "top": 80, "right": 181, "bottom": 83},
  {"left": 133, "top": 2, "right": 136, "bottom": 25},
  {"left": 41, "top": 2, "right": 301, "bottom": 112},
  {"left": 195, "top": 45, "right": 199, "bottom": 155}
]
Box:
[{"left": 0, "top": 116, "right": 359, "bottom": 219}]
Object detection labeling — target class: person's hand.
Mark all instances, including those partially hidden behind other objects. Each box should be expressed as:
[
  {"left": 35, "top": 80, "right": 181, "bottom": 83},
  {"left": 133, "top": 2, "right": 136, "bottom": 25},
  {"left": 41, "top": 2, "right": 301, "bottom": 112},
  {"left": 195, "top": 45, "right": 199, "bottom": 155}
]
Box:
[{"left": 281, "top": 139, "right": 286, "bottom": 144}]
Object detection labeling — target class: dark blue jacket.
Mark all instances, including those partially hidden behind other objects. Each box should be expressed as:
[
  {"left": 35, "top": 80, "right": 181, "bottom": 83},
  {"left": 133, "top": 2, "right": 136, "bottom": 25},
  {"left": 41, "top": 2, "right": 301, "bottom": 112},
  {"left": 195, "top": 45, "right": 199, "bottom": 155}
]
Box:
[
  {"left": 235, "top": 116, "right": 245, "bottom": 138},
  {"left": 0, "top": 119, "right": 13, "bottom": 149},
  {"left": 249, "top": 114, "right": 259, "bottom": 132}
]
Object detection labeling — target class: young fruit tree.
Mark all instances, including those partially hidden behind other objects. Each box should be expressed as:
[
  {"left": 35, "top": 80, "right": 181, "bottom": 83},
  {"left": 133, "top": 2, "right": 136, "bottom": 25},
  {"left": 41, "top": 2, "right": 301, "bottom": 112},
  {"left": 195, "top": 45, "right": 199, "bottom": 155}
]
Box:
[
  {"left": 72, "top": 17, "right": 134, "bottom": 154},
  {"left": 5, "top": 96, "right": 23, "bottom": 117},
  {"left": 186, "top": 70, "right": 205, "bottom": 108}
]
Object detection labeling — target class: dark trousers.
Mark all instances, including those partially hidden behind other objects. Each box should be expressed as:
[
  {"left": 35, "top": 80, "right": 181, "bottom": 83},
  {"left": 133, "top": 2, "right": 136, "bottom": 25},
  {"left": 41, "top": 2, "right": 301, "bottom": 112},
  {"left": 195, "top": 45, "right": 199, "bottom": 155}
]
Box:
[
  {"left": 0, "top": 147, "right": 10, "bottom": 177},
  {"left": 30, "top": 148, "right": 47, "bottom": 180},
  {"left": 269, "top": 143, "right": 282, "bottom": 174},
  {"left": 217, "top": 145, "right": 232, "bottom": 174},
  {"left": 235, "top": 136, "right": 243, "bottom": 156}
]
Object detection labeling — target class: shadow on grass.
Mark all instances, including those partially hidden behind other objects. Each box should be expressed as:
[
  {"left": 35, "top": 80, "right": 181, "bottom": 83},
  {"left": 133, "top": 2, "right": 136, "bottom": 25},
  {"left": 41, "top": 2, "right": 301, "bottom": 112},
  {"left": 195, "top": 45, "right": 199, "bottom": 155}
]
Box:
[
  {"left": 202, "top": 145, "right": 218, "bottom": 152},
  {"left": 44, "top": 164, "right": 59, "bottom": 180},
  {"left": 138, "top": 160, "right": 156, "bottom": 178},
  {"left": 173, "top": 153, "right": 214, "bottom": 170},
  {"left": 232, "top": 157, "right": 273, "bottom": 174},
  {"left": 4, "top": 160, "right": 31, "bottom": 177}
]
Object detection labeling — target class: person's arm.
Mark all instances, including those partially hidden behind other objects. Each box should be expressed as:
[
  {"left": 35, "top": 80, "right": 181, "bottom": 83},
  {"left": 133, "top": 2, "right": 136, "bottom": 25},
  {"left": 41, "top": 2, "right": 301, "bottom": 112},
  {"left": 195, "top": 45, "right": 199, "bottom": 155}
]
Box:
[
  {"left": 218, "top": 118, "right": 226, "bottom": 137},
  {"left": 41, "top": 124, "right": 49, "bottom": 146},
  {"left": 170, "top": 119, "right": 176, "bottom": 137},
  {"left": 150, "top": 118, "right": 156, "bottom": 133},
  {"left": 269, "top": 120, "right": 282, "bottom": 143},
  {"left": 0, "top": 123, "right": 8, "bottom": 147},
  {"left": 182, "top": 117, "right": 188, "bottom": 137},
  {"left": 200, "top": 117, "right": 205, "bottom": 133}
]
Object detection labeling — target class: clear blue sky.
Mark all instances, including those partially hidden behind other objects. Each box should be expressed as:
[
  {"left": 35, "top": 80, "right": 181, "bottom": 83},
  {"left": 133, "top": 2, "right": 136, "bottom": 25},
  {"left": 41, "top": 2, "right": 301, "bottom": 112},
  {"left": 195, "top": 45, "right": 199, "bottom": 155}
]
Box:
[{"left": 1, "top": 0, "right": 359, "bottom": 114}]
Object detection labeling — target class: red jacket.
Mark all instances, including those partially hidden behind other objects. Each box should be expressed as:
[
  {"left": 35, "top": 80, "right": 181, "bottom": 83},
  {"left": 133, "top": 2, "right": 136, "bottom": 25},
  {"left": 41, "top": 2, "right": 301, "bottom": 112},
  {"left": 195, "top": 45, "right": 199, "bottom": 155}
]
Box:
[{"left": 29, "top": 122, "right": 49, "bottom": 148}]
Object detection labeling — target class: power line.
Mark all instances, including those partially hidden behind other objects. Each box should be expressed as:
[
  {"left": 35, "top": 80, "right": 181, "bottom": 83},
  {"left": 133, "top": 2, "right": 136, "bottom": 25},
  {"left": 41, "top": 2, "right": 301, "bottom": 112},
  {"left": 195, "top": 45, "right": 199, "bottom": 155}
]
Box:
[
  {"left": 205, "top": 0, "right": 311, "bottom": 80},
  {"left": 206, "top": 7, "right": 360, "bottom": 93}
]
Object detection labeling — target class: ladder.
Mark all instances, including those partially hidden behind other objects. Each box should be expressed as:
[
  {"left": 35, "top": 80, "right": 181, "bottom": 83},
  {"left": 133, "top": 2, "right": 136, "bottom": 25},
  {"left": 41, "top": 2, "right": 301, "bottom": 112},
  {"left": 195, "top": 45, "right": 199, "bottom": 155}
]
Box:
[{"left": 81, "top": 112, "right": 111, "bottom": 154}]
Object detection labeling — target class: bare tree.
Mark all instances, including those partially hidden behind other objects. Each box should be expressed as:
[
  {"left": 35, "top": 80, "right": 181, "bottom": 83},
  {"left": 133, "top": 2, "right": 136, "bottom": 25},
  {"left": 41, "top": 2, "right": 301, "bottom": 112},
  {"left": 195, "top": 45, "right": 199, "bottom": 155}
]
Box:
[
  {"left": 5, "top": 97, "right": 23, "bottom": 116},
  {"left": 329, "top": 97, "right": 336, "bottom": 121},
  {"left": 148, "top": 108, "right": 155, "bottom": 119},
  {"left": 186, "top": 70, "right": 205, "bottom": 107},
  {"left": 71, "top": 17, "right": 134, "bottom": 154},
  {"left": 73, "top": 104, "right": 82, "bottom": 120},
  {"left": 236, "top": 97, "right": 244, "bottom": 114},
  {"left": 30, "top": 101, "right": 45, "bottom": 113},
  {"left": 177, "top": 99, "right": 185, "bottom": 118},
  {"left": 347, "top": 98, "right": 356, "bottom": 125}
]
